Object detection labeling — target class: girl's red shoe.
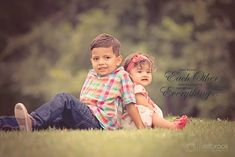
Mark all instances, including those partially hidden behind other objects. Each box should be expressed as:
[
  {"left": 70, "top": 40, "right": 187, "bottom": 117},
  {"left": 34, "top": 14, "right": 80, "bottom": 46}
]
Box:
[{"left": 174, "top": 115, "right": 188, "bottom": 129}]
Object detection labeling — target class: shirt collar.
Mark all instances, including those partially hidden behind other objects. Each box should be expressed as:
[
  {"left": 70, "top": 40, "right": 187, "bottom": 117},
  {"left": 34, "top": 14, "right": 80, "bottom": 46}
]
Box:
[{"left": 90, "top": 66, "right": 123, "bottom": 77}]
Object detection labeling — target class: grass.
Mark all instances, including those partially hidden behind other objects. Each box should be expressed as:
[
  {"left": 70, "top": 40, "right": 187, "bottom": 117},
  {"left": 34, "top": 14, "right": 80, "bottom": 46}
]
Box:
[{"left": 0, "top": 119, "right": 234, "bottom": 157}]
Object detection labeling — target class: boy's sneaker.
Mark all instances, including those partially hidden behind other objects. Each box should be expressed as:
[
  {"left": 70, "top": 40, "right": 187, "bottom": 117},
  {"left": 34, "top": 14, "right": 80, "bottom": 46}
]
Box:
[{"left": 14, "top": 103, "right": 32, "bottom": 131}]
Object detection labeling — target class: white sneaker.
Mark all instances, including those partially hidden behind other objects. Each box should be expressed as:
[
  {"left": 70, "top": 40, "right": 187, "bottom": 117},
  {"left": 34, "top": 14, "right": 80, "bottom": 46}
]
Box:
[{"left": 14, "top": 103, "right": 32, "bottom": 131}]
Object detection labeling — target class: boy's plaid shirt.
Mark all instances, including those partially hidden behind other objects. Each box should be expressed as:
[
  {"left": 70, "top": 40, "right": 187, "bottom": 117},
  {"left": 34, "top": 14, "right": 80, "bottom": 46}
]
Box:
[{"left": 80, "top": 66, "right": 136, "bottom": 130}]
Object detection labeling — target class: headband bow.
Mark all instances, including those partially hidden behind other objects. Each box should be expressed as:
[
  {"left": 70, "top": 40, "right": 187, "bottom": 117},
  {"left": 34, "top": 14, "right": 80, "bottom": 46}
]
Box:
[{"left": 126, "top": 54, "right": 150, "bottom": 72}]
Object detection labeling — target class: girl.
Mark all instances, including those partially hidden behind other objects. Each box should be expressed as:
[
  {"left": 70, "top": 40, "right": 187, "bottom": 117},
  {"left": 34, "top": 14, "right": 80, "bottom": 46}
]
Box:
[{"left": 121, "top": 53, "right": 188, "bottom": 129}]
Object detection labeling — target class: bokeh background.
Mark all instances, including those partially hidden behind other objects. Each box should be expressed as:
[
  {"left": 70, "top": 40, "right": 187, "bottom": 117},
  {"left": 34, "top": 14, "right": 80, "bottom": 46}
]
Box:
[{"left": 0, "top": 0, "right": 234, "bottom": 120}]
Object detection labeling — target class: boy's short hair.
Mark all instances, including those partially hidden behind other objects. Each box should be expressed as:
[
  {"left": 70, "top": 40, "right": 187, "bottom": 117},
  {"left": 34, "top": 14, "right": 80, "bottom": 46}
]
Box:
[{"left": 90, "top": 33, "right": 121, "bottom": 56}]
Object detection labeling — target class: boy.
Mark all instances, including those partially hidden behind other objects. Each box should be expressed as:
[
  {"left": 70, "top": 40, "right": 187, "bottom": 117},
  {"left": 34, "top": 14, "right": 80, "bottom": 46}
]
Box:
[{"left": 0, "top": 33, "right": 144, "bottom": 131}]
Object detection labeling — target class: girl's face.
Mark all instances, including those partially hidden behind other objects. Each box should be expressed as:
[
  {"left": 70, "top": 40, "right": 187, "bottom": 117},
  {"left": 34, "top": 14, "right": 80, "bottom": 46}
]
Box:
[{"left": 129, "top": 63, "right": 152, "bottom": 86}]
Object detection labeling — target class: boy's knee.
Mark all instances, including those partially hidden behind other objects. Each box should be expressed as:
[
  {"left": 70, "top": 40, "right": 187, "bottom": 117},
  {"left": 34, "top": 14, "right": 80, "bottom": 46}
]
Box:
[
  {"left": 56, "top": 92, "right": 69, "bottom": 97},
  {"left": 54, "top": 93, "right": 79, "bottom": 110},
  {"left": 55, "top": 93, "right": 72, "bottom": 100}
]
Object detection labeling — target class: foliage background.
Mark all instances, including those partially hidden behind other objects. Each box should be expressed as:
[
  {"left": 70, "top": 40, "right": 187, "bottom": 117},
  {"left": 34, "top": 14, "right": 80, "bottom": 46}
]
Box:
[{"left": 0, "top": 0, "right": 235, "bottom": 119}]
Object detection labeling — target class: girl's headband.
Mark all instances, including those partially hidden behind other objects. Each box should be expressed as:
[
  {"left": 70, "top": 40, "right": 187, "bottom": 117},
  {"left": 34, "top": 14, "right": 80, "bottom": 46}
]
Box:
[{"left": 126, "top": 54, "right": 151, "bottom": 72}]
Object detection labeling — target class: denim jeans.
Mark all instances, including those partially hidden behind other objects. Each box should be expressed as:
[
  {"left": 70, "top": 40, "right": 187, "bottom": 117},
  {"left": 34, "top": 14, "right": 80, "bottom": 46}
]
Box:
[
  {"left": 0, "top": 116, "right": 19, "bottom": 131},
  {"left": 0, "top": 93, "right": 102, "bottom": 131}
]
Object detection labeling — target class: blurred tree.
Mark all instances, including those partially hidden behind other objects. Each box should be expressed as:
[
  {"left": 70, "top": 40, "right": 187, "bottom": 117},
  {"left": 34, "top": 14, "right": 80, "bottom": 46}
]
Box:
[
  {"left": 0, "top": 8, "right": 120, "bottom": 112},
  {"left": 0, "top": 0, "right": 72, "bottom": 53},
  {"left": 146, "top": 0, "right": 235, "bottom": 119}
]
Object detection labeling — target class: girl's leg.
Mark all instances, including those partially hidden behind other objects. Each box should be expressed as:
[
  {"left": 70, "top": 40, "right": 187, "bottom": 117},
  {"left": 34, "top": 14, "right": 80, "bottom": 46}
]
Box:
[
  {"left": 16, "top": 93, "right": 102, "bottom": 131},
  {"left": 152, "top": 113, "right": 176, "bottom": 129},
  {"left": 152, "top": 113, "right": 188, "bottom": 129}
]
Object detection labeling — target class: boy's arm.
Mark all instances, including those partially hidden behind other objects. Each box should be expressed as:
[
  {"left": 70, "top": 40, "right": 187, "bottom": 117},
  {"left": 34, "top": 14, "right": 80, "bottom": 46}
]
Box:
[{"left": 126, "top": 103, "right": 145, "bottom": 129}]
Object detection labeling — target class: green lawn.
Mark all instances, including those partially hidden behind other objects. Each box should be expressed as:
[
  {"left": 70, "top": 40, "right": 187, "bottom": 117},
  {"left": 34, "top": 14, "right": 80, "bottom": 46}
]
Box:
[{"left": 0, "top": 119, "right": 234, "bottom": 157}]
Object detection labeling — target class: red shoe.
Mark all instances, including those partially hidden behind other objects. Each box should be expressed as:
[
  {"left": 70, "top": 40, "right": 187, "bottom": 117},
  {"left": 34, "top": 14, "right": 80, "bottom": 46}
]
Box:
[{"left": 174, "top": 115, "right": 188, "bottom": 129}]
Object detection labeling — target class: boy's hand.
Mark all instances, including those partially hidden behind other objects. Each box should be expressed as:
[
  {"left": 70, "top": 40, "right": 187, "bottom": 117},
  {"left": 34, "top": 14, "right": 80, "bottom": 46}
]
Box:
[{"left": 126, "top": 103, "right": 145, "bottom": 129}]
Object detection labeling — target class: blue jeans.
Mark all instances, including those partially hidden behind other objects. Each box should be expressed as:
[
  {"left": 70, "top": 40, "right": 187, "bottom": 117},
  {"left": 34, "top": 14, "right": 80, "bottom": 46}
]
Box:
[
  {"left": 0, "top": 93, "right": 102, "bottom": 131},
  {"left": 0, "top": 116, "right": 19, "bottom": 131}
]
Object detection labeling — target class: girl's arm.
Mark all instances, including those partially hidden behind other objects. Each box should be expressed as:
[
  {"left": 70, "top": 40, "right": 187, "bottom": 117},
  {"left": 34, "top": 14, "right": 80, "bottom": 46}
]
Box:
[
  {"left": 126, "top": 103, "right": 145, "bottom": 129},
  {"left": 135, "top": 93, "right": 154, "bottom": 109}
]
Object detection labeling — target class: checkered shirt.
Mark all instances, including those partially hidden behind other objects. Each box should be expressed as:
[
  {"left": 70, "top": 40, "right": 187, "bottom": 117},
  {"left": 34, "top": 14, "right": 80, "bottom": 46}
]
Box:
[{"left": 80, "top": 66, "right": 136, "bottom": 129}]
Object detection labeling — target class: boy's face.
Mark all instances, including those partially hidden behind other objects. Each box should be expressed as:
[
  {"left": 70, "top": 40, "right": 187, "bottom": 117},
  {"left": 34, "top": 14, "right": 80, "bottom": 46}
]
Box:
[
  {"left": 91, "top": 46, "right": 122, "bottom": 76},
  {"left": 129, "top": 63, "right": 152, "bottom": 86}
]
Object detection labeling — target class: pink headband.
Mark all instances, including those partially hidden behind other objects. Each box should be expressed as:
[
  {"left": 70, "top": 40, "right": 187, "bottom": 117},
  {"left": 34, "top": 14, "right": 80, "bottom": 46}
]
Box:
[{"left": 126, "top": 54, "right": 151, "bottom": 72}]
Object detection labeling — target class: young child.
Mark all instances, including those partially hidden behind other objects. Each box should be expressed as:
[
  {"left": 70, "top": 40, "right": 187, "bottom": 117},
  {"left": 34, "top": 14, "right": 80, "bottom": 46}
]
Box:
[
  {"left": 121, "top": 53, "right": 188, "bottom": 129},
  {"left": 0, "top": 33, "right": 145, "bottom": 131}
]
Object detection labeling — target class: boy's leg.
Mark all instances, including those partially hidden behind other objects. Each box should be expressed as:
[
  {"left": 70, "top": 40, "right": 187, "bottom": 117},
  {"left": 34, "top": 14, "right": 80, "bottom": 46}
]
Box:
[
  {"left": 16, "top": 93, "right": 102, "bottom": 131},
  {"left": 0, "top": 116, "right": 19, "bottom": 131}
]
